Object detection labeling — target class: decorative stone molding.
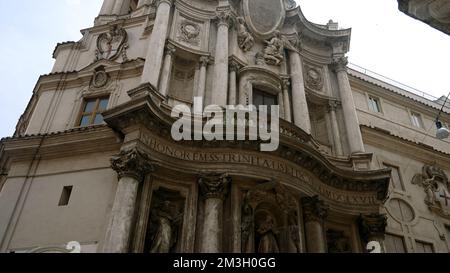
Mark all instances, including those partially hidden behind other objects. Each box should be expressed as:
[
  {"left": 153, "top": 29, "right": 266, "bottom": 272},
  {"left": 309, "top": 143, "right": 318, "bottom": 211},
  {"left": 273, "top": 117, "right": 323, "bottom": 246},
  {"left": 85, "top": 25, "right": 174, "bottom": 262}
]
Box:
[
  {"left": 327, "top": 100, "right": 341, "bottom": 112},
  {"left": 156, "top": 0, "right": 173, "bottom": 8},
  {"left": 95, "top": 25, "right": 128, "bottom": 62},
  {"left": 302, "top": 196, "right": 329, "bottom": 223},
  {"left": 229, "top": 60, "right": 241, "bottom": 72},
  {"left": 198, "top": 173, "right": 231, "bottom": 200},
  {"left": 111, "top": 148, "right": 156, "bottom": 181},
  {"left": 358, "top": 213, "right": 387, "bottom": 242},
  {"left": 91, "top": 69, "right": 110, "bottom": 89},
  {"left": 164, "top": 44, "right": 176, "bottom": 57},
  {"left": 199, "top": 56, "right": 211, "bottom": 68},
  {"left": 285, "top": 0, "right": 297, "bottom": 10},
  {"left": 259, "top": 31, "right": 285, "bottom": 66}
]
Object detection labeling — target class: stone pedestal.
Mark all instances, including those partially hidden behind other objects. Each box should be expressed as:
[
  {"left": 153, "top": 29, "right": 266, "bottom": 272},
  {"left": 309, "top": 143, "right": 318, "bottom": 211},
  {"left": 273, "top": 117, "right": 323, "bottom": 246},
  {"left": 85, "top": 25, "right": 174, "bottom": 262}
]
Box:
[
  {"left": 141, "top": 0, "right": 173, "bottom": 88},
  {"left": 159, "top": 45, "right": 176, "bottom": 97},
  {"left": 359, "top": 214, "right": 388, "bottom": 253},
  {"left": 302, "top": 196, "right": 329, "bottom": 253},
  {"left": 103, "top": 149, "right": 155, "bottom": 253},
  {"left": 333, "top": 57, "right": 365, "bottom": 154},
  {"left": 289, "top": 51, "right": 311, "bottom": 134},
  {"left": 211, "top": 9, "right": 232, "bottom": 107},
  {"left": 198, "top": 174, "right": 231, "bottom": 253}
]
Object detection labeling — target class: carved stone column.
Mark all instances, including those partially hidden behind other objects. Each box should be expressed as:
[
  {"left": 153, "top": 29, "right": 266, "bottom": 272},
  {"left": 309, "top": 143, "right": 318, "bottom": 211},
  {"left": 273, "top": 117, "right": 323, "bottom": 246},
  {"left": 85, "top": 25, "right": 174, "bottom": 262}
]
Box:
[
  {"left": 159, "top": 44, "right": 176, "bottom": 97},
  {"left": 141, "top": 0, "right": 173, "bottom": 88},
  {"left": 359, "top": 214, "right": 387, "bottom": 253},
  {"left": 196, "top": 56, "right": 210, "bottom": 110},
  {"left": 328, "top": 100, "right": 343, "bottom": 156},
  {"left": 282, "top": 78, "right": 292, "bottom": 122},
  {"left": 333, "top": 57, "right": 365, "bottom": 154},
  {"left": 103, "top": 149, "right": 155, "bottom": 253},
  {"left": 100, "top": 0, "right": 116, "bottom": 15},
  {"left": 228, "top": 61, "right": 240, "bottom": 105},
  {"left": 289, "top": 50, "right": 311, "bottom": 134},
  {"left": 302, "top": 196, "right": 329, "bottom": 253},
  {"left": 199, "top": 174, "right": 231, "bottom": 253},
  {"left": 112, "top": 0, "right": 131, "bottom": 15},
  {"left": 211, "top": 8, "right": 232, "bottom": 107}
]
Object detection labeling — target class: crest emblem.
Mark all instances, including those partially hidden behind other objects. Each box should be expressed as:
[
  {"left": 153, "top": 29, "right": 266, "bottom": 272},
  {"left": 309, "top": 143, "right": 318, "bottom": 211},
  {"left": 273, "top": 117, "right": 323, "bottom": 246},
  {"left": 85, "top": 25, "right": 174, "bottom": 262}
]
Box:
[
  {"left": 95, "top": 25, "right": 128, "bottom": 61},
  {"left": 243, "top": 0, "right": 286, "bottom": 38}
]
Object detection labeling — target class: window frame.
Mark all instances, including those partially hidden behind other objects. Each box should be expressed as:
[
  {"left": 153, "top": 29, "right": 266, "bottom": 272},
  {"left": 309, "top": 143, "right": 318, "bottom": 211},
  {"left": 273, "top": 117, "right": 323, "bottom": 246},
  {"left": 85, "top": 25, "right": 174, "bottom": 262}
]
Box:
[
  {"left": 252, "top": 88, "right": 279, "bottom": 111},
  {"left": 410, "top": 111, "right": 424, "bottom": 129},
  {"left": 368, "top": 95, "right": 382, "bottom": 114},
  {"left": 415, "top": 240, "right": 435, "bottom": 253},
  {"left": 385, "top": 233, "right": 407, "bottom": 253},
  {"left": 77, "top": 96, "right": 109, "bottom": 127}
]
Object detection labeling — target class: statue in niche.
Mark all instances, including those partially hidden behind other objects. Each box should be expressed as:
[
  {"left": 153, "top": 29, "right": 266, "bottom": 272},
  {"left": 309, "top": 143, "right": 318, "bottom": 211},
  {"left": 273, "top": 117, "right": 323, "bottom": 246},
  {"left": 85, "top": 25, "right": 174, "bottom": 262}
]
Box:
[
  {"left": 147, "top": 189, "right": 184, "bottom": 253},
  {"left": 236, "top": 17, "right": 255, "bottom": 52},
  {"left": 256, "top": 213, "right": 280, "bottom": 253},
  {"left": 262, "top": 31, "right": 285, "bottom": 66}
]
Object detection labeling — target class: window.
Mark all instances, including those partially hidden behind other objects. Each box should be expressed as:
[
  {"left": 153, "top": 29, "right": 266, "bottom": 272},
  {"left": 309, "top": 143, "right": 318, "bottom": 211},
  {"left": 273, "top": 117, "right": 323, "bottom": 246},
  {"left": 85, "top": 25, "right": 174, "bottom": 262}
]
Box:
[
  {"left": 410, "top": 112, "right": 424, "bottom": 129},
  {"left": 79, "top": 97, "right": 109, "bottom": 127},
  {"left": 368, "top": 96, "right": 381, "bottom": 113},
  {"left": 415, "top": 241, "right": 434, "bottom": 253},
  {"left": 253, "top": 88, "right": 278, "bottom": 112},
  {"left": 59, "top": 186, "right": 73, "bottom": 207},
  {"left": 385, "top": 234, "right": 406, "bottom": 253},
  {"left": 384, "top": 164, "right": 405, "bottom": 191}
]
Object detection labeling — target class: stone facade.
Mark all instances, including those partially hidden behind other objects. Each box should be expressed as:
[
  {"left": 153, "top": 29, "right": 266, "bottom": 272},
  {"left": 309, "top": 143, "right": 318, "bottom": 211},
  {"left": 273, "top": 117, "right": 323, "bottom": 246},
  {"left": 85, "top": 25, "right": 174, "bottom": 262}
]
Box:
[
  {"left": 0, "top": 0, "right": 449, "bottom": 253},
  {"left": 398, "top": 0, "right": 450, "bottom": 35}
]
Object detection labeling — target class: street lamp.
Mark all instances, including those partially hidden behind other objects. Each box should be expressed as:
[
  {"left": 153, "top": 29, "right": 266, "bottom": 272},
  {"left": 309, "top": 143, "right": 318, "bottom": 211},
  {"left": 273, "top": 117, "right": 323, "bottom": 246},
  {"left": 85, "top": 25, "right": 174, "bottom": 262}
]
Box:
[{"left": 436, "top": 92, "right": 450, "bottom": 140}]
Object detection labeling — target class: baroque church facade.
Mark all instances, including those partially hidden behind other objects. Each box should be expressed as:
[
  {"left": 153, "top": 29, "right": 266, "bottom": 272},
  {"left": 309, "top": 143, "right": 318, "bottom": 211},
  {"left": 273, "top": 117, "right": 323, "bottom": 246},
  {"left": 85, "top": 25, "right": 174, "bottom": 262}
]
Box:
[{"left": 0, "top": 0, "right": 449, "bottom": 253}]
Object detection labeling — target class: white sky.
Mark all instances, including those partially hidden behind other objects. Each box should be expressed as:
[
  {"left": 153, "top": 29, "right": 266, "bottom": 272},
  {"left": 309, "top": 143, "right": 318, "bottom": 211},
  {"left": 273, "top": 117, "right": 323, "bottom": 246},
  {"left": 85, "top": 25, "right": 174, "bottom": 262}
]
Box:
[{"left": 0, "top": 0, "right": 449, "bottom": 137}]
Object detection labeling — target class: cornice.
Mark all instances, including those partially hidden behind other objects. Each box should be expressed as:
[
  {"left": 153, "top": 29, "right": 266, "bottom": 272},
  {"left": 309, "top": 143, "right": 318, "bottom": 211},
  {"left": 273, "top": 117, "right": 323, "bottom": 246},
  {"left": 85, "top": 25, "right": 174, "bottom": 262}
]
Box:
[{"left": 1, "top": 125, "right": 121, "bottom": 162}]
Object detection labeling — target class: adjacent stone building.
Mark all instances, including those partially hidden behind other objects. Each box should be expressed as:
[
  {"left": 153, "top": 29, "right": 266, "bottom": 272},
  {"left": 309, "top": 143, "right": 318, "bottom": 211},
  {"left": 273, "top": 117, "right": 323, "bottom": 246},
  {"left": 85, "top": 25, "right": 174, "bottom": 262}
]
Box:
[{"left": 0, "top": 0, "right": 449, "bottom": 253}]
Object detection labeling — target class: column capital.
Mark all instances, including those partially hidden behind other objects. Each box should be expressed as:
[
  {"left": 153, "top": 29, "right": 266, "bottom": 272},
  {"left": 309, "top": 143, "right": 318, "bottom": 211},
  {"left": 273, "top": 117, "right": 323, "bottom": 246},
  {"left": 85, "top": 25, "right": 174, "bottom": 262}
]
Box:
[
  {"left": 198, "top": 173, "right": 231, "bottom": 200},
  {"left": 328, "top": 100, "right": 342, "bottom": 112},
  {"left": 281, "top": 77, "right": 291, "bottom": 90},
  {"left": 215, "top": 8, "right": 233, "bottom": 28},
  {"left": 164, "top": 44, "right": 176, "bottom": 56},
  {"left": 358, "top": 213, "right": 387, "bottom": 241},
  {"left": 111, "top": 148, "right": 156, "bottom": 181},
  {"left": 229, "top": 60, "right": 241, "bottom": 72},
  {"left": 332, "top": 56, "right": 349, "bottom": 73},
  {"left": 199, "top": 56, "right": 211, "bottom": 67},
  {"left": 302, "top": 196, "right": 329, "bottom": 223}
]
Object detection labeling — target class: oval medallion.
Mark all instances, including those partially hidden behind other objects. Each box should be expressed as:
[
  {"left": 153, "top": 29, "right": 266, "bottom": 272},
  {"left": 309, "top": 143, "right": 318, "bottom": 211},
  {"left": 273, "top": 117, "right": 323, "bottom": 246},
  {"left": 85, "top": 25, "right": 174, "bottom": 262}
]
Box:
[{"left": 243, "top": 0, "right": 285, "bottom": 38}]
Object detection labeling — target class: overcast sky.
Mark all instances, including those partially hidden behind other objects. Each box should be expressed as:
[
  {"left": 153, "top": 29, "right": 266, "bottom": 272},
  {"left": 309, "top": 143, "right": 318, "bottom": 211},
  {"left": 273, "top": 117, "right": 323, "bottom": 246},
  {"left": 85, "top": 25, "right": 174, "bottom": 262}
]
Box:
[{"left": 0, "top": 0, "right": 449, "bottom": 138}]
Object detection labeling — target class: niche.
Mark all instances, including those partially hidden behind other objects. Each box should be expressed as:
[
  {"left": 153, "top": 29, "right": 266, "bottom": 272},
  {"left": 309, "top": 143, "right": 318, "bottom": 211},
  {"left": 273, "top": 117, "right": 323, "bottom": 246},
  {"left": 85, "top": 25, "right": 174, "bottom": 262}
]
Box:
[{"left": 168, "top": 57, "right": 196, "bottom": 104}]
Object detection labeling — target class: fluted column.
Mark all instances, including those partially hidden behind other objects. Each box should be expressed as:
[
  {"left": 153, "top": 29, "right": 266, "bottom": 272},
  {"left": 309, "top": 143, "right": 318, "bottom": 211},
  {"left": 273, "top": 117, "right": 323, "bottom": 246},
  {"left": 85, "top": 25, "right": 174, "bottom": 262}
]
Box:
[
  {"left": 100, "top": 0, "right": 116, "bottom": 15},
  {"left": 199, "top": 174, "right": 231, "bottom": 253},
  {"left": 228, "top": 61, "right": 240, "bottom": 105},
  {"left": 159, "top": 44, "right": 176, "bottom": 97},
  {"left": 302, "top": 196, "right": 329, "bottom": 253},
  {"left": 211, "top": 9, "right": 232, "bottom": 107},
  {"left": 289, "top": 50, "right": 311, "bottom": 134},
  {"left": 333, "top": 57, "right": 365, "bottom": 154},
  {"left": 328, "top": 101, "right": 343, "bottom": 156},
  {"left": 103, "top": 149, "right": 155, "bottom": 253},
  {"left": 359, "top": 214, "right": 387, "bottom": 253},
  {"left": 282, "top": 78, "right": 292, "bottom": 122},
  {"left": 141, "top": 0, "right": 173, "bottom": 88}
]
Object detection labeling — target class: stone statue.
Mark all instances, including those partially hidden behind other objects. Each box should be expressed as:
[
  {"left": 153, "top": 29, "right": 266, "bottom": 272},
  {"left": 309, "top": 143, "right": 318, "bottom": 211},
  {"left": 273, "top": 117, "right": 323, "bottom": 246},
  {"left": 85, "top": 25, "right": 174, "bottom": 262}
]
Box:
[
  {"left": 423, "top": 176, "right": 438, "bottom": 204},
  {"left": 149, "top": 200, "right": 183, "bottom": 253},
  {"left": 236, "top": 17, "right": 255, "bottom": 52},
  {"left": 257, "top": 214, "right": 280, "bottom": 253},
  {"left": 262, "top": 31, "right": 285, "bottom": 66}
]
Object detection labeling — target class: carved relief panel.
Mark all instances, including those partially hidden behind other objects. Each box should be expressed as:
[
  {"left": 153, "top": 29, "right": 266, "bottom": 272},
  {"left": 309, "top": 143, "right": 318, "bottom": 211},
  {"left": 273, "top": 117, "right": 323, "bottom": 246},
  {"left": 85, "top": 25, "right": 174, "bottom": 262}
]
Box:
[{"left": 171, "top": 10, "right": 210, "bottom": 51}]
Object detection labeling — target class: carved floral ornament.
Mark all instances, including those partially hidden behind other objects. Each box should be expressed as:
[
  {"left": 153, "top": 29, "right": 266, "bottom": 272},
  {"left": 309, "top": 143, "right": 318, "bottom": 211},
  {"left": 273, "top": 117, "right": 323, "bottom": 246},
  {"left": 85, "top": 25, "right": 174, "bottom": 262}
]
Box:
[
  {"left": 198, "top": 173, "right": 231, "bottom": 200},
  {"left": 95, "top": 25, "right": 128, "bottom": 61},
  {"left": 412, "top": 164, "right": 450, "bottom": 216}
]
